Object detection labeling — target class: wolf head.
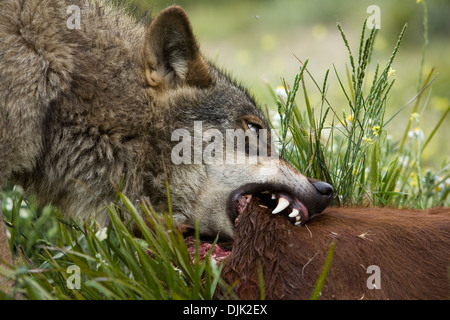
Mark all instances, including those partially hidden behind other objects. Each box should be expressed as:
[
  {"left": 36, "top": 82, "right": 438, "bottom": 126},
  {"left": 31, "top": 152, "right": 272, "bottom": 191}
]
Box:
[{"left": 142, "top": 7, "right": 333, "bottom": 241}]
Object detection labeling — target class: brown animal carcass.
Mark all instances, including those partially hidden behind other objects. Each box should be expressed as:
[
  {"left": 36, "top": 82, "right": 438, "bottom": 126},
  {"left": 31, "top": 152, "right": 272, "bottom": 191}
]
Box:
[{"left": 221, "top": 197, "right": 450, "bottom": 300}]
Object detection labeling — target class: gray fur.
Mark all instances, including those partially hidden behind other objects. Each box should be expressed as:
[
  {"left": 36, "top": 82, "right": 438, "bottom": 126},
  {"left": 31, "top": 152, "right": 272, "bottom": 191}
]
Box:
[{"left": 0, "top": 0, "right": 332, "bottom": 268}]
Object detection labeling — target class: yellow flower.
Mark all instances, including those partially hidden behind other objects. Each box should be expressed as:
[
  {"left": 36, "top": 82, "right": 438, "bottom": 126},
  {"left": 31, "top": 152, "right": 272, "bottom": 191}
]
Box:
[
  {"left": 345, "top": 114, "right": 354, "bottom": 127},
  {"left": 387, "top": 67, "right": 396, "bottom": 77},
  {"left": 410, "top": 112, "right": 420, "bottom": 122},
  {"left": 372, "top": 125, "right": 381, "bottom": 136},
  {"left": 362, "top": 136, "right": 373, "bottom": 144}
]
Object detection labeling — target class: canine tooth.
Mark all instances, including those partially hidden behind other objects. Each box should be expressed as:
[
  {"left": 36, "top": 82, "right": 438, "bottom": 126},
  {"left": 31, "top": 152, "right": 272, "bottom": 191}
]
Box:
[
  {"left": 272, "top": 197, "right": 290, "bottom": 214},
  {"left": 288, "top": 208, "right": 300, "bottom": 218},
  {"left": 271, "top": 193, "right": 276, "bottom": 200},
  {"left": 295, "top": 221, "right": 302, "bottom": 226},
  {"left": 295, "top": 215, "right": 301, "bottom": 221}
]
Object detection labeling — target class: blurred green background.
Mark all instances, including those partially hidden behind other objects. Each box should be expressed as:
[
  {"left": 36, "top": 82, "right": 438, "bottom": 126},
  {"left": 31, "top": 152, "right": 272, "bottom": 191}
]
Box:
[{"left": 133, "top": 0, "right": 449, "bottom": 170}]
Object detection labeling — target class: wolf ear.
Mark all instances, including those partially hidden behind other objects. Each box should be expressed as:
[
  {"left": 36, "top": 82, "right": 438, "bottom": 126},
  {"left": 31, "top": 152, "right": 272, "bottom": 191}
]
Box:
[{"left": 144, "top": 6, "right": 212, "bottom": 89}]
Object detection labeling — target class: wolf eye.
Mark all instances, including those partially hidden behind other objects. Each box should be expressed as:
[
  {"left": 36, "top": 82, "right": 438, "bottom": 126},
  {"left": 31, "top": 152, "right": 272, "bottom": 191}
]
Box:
[
  {"left": 241, "top": 116, "right": 265, "bottom": 138},
  {"left": 246, "top": 122, "right": 261, "bottom": 135}
]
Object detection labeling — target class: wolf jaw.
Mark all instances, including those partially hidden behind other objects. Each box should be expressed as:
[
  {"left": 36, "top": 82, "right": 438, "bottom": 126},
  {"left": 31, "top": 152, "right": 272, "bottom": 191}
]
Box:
[
  {"left": 229, "top": 183, "right": 310, "bottom": 227},
  {"left": 184, "top": 185, "right": 320, "bottom": 263}
]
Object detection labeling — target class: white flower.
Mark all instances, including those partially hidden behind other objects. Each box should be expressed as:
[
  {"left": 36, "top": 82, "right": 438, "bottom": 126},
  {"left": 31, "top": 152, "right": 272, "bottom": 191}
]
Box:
[
  {"left": 95, "top": 253, "right": 108, "bottom": 270},
  {"left": 19, "top": 208, "right": 30, "bottom": 219},
  {"left": 4, "top": 197, "right": 13, "bottom": 211},
  {"left": 407, "top": 127, "right": 424, "bottom": 140},
  {"left": 95, "top": 227, "right": 108, "bottom": 241},
  {"left": 275, "top": 86, "right": 288, "bottom": 100}
]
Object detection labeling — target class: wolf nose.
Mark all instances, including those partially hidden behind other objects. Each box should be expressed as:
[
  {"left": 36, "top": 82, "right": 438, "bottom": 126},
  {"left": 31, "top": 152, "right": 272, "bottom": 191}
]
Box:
[
  {"left": 306, "top": 178, "right": 334, "bottom": 215},
  {"left": 311, "top": 181, "right": 334, "bottom": 198}
]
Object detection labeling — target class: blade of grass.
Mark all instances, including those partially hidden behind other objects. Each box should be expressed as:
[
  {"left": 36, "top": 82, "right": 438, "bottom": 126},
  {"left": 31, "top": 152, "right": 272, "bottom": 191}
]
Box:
[{"left": 310, "top": 241, "right": 336, "bottom": 300}]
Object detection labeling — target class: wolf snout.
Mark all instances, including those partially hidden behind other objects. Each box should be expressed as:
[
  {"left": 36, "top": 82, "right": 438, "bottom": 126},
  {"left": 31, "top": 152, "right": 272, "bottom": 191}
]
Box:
[
  {"left": 310, "top": 180, "right": 334, "bottom": 198},
  {"left": 307, "top": 178, "right": 334, "bottom": 215}
]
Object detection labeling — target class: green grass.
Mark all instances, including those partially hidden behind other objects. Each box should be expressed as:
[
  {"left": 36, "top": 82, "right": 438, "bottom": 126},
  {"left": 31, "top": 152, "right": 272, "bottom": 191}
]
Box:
[
  {"left": 1, "top": 190, "right": 233, "bottom": 300},
  {"left": 1, "top": 14, "right": 449, "bottom": 300},
  {"left": 268, "top": 20, "right": 449, "bottom": 209}
]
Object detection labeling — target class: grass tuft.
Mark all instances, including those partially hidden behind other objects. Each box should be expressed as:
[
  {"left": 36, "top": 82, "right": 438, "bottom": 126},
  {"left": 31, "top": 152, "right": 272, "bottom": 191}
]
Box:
[
  {"left": 270, "top": 21, "right": 448, "bottom": 209},
  {"left": 1, "top": 191, "right": 233, "bottom": 300}
]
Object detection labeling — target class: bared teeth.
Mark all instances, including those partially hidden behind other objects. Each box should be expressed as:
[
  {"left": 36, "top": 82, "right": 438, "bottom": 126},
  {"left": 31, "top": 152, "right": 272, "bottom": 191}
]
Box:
[
  {"left": 257, "top": 191, "right": 307, "bottom": 225},
  {"left": 289, "top": 208, "right": 300, "bottom": 218},
  {"left": 272, "top": 197, "right": 290, "bottom": 214}
]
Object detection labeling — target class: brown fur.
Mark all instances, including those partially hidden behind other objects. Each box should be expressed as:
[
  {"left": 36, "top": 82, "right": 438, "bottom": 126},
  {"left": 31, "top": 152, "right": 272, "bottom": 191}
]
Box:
[{"left": 222, "top": 198, "right": 450, "bottom": 299}]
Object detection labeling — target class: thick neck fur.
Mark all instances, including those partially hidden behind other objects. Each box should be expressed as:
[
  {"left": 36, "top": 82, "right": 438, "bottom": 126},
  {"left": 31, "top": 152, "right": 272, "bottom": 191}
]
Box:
[{"left": 6, "top": 1, "right": 152, "bottom": 221}]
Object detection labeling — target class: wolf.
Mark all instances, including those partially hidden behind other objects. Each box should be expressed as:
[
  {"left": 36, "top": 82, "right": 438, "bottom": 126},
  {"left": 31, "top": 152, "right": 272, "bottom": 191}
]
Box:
[{"left": 0, "top": 0, "right": 333, "bottom": 269}]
